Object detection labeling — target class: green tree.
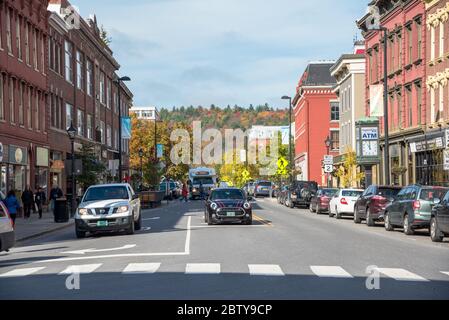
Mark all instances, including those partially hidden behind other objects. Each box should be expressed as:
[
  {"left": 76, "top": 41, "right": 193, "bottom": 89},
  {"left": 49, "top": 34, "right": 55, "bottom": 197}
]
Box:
[{"left": 76, "top": 142, "right": 107, "bottom": 190}]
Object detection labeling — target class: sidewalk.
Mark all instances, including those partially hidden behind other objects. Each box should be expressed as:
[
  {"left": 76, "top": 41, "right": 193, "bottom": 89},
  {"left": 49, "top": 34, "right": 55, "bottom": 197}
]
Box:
[{"left": 13, "top": 210, "right": 74, "bottom": 243}]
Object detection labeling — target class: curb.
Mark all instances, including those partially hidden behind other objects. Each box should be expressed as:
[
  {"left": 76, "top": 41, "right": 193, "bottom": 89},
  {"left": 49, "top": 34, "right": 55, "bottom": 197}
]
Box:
[{"left": 16, "top": 220, "right": 75, "bottom": 243}]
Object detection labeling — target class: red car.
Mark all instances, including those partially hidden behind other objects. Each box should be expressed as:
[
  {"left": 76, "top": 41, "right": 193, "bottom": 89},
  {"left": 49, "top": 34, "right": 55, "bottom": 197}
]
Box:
[
  {"left": 309, "top": 188, "right": 339, "bottom": 214},
  {"left": 354, "top": 185, "right": 402, "bottom": 226}
]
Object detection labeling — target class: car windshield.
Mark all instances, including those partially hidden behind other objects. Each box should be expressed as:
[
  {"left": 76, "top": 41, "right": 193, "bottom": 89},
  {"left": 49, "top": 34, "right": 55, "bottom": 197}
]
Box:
[
  {"left": 322, "top": 189, "right": 338, "bottom": 196},
  {"left": 420, "top": 188, "right": 449, "bottom": 201},
  {"left": 193, "top": 177, "right": 214, "bottom": 185},
  {"left": 257, "top": 182, "right": 271, "bottom": 187},
  {"left": 342, "top": 190, "right": 363, "bottom": 197},
  {"left": 295, "top": 182, "right": 318, "bottom": 190},
  {"left": 210, "top": 189, "right": 244, "bottom": 200},
  {"left": 377, "top": 188, "right": 401, "bottom": 198},
  {"left": 83, "top": 186, "right": 129, "bottom": 202}
]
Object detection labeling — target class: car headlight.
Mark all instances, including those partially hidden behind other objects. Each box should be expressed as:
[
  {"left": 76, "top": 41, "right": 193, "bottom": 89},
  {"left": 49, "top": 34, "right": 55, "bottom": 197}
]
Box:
[
  {"left": 116, "top": 205, "right": 129, "bottom": 213},
  {"left": 78, "top": 208, "right": 88, "bottom": 215},
  {"left": 210, "top": 202, "right": 218, "bottom": 210},
  {"left": 243, "top": 202, "right": 251, "bottom": 209},
  {"left": 193, "top": 188, "right": 197, "bottom": 192}
]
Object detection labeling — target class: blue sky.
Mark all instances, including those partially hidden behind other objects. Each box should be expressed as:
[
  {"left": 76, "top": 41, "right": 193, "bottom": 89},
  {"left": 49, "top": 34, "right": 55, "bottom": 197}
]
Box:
[{"left": 71, "top": 0, "right": 367, "bottom": 109}]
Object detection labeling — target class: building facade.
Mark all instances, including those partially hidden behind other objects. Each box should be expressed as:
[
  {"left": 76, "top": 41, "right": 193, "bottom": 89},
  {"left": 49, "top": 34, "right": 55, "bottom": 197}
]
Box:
[
  {"left": 358, "top": 0, "right": 427, "bottom": 186},
  {"left": 130, "top": 106, "right": 159, "bottom": 121},
  {"left": 47, "top": 0, "right": 133, "bottom": 198},
  {"left": 0, "top": 0, "right": 49, "bottom": 198},
  {"left": 292, "top": 62, "right": 339, "bottom": 185},
  {"left": 330, "top": 42, "right": 369, "bottom": 187}
]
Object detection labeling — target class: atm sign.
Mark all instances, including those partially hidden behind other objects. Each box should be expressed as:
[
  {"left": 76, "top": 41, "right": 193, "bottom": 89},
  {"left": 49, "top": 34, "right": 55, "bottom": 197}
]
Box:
[{"left": 361, "top": 128, "right": 378, "bottom": 140}]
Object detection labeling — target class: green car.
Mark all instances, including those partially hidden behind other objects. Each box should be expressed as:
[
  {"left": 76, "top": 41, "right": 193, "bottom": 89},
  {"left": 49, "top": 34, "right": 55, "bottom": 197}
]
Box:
[{"left": 384, "top": 185, "right": 449, "bottom": 235}]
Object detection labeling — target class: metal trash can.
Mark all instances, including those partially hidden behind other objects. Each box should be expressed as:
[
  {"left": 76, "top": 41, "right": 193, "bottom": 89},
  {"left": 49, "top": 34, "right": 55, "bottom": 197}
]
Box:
[{"left": 54, "top": 198, "right": 69, "bottom": 223}]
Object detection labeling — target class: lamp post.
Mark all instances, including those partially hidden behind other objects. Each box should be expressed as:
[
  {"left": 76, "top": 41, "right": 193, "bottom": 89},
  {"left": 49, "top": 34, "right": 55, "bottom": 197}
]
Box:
[
  {"left": 114, "top": 76, "right": 131, "bottom": 182},
  {"left": 282, "top": 95, "right": 293, "bottom": 184},
  {"left": 325, "top": 135, "right": 332, "bottom": 188},
  {"left": 138, "top": 148, "right": 144, "bottom": 187},
  {"left": 66, "top": 121, "right": 77, "bottom": 216}
]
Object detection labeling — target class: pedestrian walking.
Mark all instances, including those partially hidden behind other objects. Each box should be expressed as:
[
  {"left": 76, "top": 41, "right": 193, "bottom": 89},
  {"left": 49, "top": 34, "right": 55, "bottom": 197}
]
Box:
[
  {"left": 34, "top": 187, "right": 47, "bottom": 219},
  {"left": 181, "top": 182, "right": 188, "bottom": 202},
  {"left": 49, "top": 184, "right": 63, "bottom": 215},
  {"left": 4, "top": 190, "right": 20, "bottom": 227},
  {"left": 21, "top": 185, "right": 34, "bottom": 219}
]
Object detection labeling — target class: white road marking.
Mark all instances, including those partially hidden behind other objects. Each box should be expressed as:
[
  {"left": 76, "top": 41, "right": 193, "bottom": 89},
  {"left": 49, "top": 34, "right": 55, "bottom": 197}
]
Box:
[
  {"left": 143, "top": 217, "right": 160, "bottom": 221},
  {"left": 248, "top": 264, "right": 284, "bottom": 276},
  {"left": 122, "top": 263, "right": 161, "bottom": 274},
  {"left": 440, "top": 271, "right": 449, "bottom": 277},
  {"left": 375, "top": 268, "right": 429, "bottom": 281},
  {"left": 185, "top": 216, "right": 191, "bottom": 254},
  {"left": 142, "top": 227, "right": 152, "bottom": 231},
  {"left": 185, "top": 263, "right": 221, "bottom": 274},
  {"left": 310, "top": 266, "right": 353, "bottom": 278},
  {"left": 0, "top": 267, "right": 46, "bottom": 278},
  {"left": 62, "top": 244, "right": 136, "bottom": 255},
  {"left": 59, "top": 264, "right": 102, "bottom": 275}
]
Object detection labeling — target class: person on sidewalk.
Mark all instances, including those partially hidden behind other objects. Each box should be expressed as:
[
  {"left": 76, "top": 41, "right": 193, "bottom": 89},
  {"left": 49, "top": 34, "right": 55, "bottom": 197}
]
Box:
[
  {"left": 49, "top": 184, "right": 63, "bottom": 215},
  {"left": 181, "top": 182, "right": 188, "bottom": 202},
  {"left": 4, "top": 190, "right": 20, "bottom": 227},
  {"left": 21, "top": 185, "right": 34, "bottom": 219},
  {"left": 34, "top": 187, "right": 47, "bottom": 219}
]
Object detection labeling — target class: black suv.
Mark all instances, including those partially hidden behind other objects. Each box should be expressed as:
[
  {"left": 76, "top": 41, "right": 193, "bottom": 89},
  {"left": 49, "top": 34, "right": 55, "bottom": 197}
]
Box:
[{"left": 285, "top": 181, "right": 318, "bottom": 208}]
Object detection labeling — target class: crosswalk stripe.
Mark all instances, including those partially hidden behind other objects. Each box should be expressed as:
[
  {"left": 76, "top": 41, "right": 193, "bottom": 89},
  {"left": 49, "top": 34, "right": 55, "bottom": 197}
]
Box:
[
  {"left": 310, "top": 266, "right": 353, "bottom": 278},
  {"left": 122, "top": 263, "right": 161, "bottom": 274},
  {"left": 375, "top": 268, "right": 429, "bottom": 282},
  {"left": 0, "top": 267, "right": 46, "bottom": 278},
  {"left": 185, "top": 263, "right": 221, "bottom": 274},
  {"left": 440, "top": 271, "right": 449, "bottom": 277},
  {"left": 248, "top": 264, "right": 284, "bottom": 276},
  {"left": 58, "top": 264, "right": 102, "bottom": 275}
]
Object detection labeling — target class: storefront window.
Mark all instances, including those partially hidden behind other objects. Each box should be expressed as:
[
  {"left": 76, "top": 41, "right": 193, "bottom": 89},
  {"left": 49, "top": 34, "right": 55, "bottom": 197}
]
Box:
[
  {"left": 416, "top": 150, "right": 449, "bottom": 186},
  {"left": 35, "top": 167, "right": 48, "bottom": 195},
  {"left": 7, "top": 164, "right": 26, "bottom": 198}
]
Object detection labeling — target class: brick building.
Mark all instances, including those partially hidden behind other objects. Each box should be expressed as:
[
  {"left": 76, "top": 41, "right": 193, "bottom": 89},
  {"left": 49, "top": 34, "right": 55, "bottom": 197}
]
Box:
[
  {"left": 358, "top": 0, "right": 427, "bottom": 186},
  {"left": 47, "top": 0, "right": 132, "bottom": 197},
  {"left": 292, "top": 62, "right": 339, "bottom": 185},
  {"left": 0, "top": 0, "right": 49, "bottom": 198}
]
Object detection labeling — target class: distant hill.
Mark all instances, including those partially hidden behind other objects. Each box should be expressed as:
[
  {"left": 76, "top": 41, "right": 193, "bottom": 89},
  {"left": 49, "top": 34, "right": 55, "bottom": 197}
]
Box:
[{"left": 159, "top": 104, "right": 289, "bottom": 129}]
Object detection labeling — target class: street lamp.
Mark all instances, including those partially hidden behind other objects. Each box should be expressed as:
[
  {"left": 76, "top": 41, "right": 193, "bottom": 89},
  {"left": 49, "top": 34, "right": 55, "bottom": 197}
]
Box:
[
  {"left": 324, "top": 135, "right": 332, "bottom": 188},
  {"left": 282, "top": 95, "right": 293, "bottom": 184},
  {"left": 138, "top": 148, "right": 144, "bottom": 187},
  {"left": 66, "top": 121, "right": 77, "bottom": 216},
  {"left": 114, "top": 76, "right": 131, "bottom": 182}
]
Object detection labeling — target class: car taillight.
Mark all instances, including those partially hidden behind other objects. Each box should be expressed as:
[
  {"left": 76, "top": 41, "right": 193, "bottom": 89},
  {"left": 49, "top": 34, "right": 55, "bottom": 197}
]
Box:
[
  {"left": 413, "top": 200, "right": 421, "bottom": 210},
  {"left": 340, "top": 198, "right": 348, "bottom": 205}
]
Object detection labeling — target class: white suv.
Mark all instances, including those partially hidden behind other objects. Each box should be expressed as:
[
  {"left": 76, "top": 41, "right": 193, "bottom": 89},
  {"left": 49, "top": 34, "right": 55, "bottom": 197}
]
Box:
[{"left": 75, "top": 183, "right": 141, "bottom": 238}]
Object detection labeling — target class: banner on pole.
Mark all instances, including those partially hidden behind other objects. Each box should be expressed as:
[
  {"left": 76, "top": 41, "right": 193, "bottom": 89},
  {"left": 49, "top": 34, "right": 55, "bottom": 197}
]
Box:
[
  {"left": 157, "top": 144, "right": 164, "bottom": 158},
  {"left": 121, "top": 117, "right": 131, "bottom": 139},
  {"left": 369, "top": 84, "right": 384, "bottom": 117}
]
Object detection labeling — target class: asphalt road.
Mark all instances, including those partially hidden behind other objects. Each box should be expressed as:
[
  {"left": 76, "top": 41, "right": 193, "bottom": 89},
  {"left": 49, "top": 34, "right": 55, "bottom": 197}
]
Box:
[{"left": 0, "top": 197, "right": 448, "bottom": 299}]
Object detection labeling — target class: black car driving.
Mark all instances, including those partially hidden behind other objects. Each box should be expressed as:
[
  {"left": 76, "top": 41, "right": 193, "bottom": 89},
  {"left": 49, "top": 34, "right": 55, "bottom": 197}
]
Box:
[
  {"left": 430, "top": 189, "right": 449, "bottom": 242},
  {"left": 205, "top": 188, "right": 252, "bottom": 225},
  {"left": 285, "top": 180, "right": 318, "bottom": 208}
]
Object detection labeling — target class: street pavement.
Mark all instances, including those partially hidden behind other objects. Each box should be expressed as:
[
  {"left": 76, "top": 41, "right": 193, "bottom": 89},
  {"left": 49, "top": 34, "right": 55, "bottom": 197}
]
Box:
[{"left": 0, "top": 197, "right": 448, "bottom": 299}]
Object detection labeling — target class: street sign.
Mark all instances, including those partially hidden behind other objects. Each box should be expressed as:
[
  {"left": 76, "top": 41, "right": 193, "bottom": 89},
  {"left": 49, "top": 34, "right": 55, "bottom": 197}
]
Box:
[
  {"left": 277, "top": 157, "right": 288, "bottom": 170},
  {"left": 323, "top": 155, "right": 333, "bottom": 165},
  {"left": 324, "top": 164, "right": 333, "bottom": 173}
]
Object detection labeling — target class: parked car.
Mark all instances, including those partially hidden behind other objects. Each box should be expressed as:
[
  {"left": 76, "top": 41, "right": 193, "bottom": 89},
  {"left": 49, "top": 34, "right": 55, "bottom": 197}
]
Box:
[
  {"left": 285, "top": 181, "right": 318, "bottom": 208},
  {"left": 254, "top": 181, "right": 273, "bottom": 197},
  {"left": 74, "top": 183, "right": 142, "bottom": 238},
  {"left": 328, "top": 188, "right": 364, "bottom": 219},
  {"left": 204, "top": 188, "right": 252, "bottom": 225},
  {"left": 277, "top": 185, "right": 289, "bottom": 205},
  {"left": 0, "top": 200, "right": 15, "bottom": 252},
  {"left": 309, "top": 188, "right": 339, "bottom": 214},
  {"left": 245, "top": 182, "right": 256, "bottom": 197},
  {"left": 159, "top": 180, "right": 180, "bottom": 200},
  {"left": 430, "top": 190, "right": 449, "bottom": 242},
  {"left": 354, "top": 185, "right": 402, "bottom": 226},
  {"left": 384, "top": 185, "right": 448, "bottom": 235}
]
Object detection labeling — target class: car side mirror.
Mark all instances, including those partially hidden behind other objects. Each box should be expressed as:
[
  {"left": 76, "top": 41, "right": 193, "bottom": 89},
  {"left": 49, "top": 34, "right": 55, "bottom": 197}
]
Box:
[
  {"left": 433, "top": 198, "right": 441, "bottom": 205},
  {"left": 132, "top": 194, "right": 139, "bottom": 200}
]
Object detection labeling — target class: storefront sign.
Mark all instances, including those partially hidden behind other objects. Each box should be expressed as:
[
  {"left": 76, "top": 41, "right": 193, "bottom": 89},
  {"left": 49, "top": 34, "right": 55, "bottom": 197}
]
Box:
[
  {"left": 50, "top": 160, "right": 65, "bottom": 172},
  {"left": 361, "top": 127, "right": 379, "bottom": 140},
  {"left": 9, "top": 146, "right": 27, "bottom": 165},
  {"left": 36, "top": 147, "right": 49, "bottom": 167},
  {"left": 444, "top": 150, "right": 449, "bottom": 171},
  {"left": 413, "top": 137, "right": 445, "bottom": 152}
]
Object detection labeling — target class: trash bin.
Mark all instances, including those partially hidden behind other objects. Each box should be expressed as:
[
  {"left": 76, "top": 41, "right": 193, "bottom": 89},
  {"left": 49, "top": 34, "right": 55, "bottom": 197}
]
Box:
[{"left": 54, "top": 198, "right": 69, "bottom": 223}]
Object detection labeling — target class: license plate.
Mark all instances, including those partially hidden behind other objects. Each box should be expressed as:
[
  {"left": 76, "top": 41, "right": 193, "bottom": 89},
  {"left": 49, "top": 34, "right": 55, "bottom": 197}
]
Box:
[
  {"left": 226, "top": 212, "right": 236, "bottom": 217},
  {"left": 97, "top": 220, "right": 108, "bottom": 227}
]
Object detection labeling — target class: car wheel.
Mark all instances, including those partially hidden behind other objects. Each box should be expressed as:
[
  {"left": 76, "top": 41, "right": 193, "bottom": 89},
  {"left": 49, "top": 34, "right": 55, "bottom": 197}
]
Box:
[
  {"left": 134, "top": 210, "right": 142, "bottom": 231},
  {"left": 309, "top": 203, "right": 315, "bottom": 213},
  {"left": 316, "top": 206, "right": 321, "bottom": 214},
  {"left": 366, "top": 208, "right": 375, "bottom": 227},
  {"left": 75, "top": 229, "right": 86, "bottom": 239},
  {"left": 354, "top": 208, "right": 361, "bottom": 224},
  {"left": 204, "top": 212, "right": 208, "bottom": 223},
  {"left": 243, "top": 216, "right": 253, "bottom": 225},
  {"left": 328, "top": 206, "right": 333, "bottom": 217},
  {"left": 384, "top": 212, "right": 394, "bottom": 231},
  {"left": 335, "top": 207, "right": 341, "bottom": 219},
  {"left": 403, "top": 214, "right": 414, "bottom": 235},
  {"left": 126, "top": 215, "right": 135, "bottom": 235},
  {"left": 207, "top": 213, "right": 213, "bottom": 225},
  {"left": 430, "top": 217, "right": 444, "bottom": 242},
  {"left": 289, "top": 200, "right": 295, "bottom": 209}
]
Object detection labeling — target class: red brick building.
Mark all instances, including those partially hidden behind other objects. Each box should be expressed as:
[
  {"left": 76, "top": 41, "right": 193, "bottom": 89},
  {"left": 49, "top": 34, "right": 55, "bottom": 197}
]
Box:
[
  {"left": 292, "top": 62, "right": 339, "bottom": 185},
  {"left": 358, "top": 0, "right": 427, "bottom": 186},
  {"left": 0, "top": 0, "right": 49, "bottom": 197},
  {"left": 47, "top": 0, "right": 132, "bottom": 197}
]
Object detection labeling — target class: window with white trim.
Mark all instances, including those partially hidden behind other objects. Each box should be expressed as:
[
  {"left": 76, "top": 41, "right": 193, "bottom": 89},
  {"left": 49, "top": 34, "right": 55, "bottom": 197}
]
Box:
[
  {"left": 77, "top": 109, "right": 84, "bottom": 136},
  {"left": 6, "top": 8, "right": 12, "bottom": 54},
  {"left": 0, "top": 75, "right": 4, "bottom": 120},
  {"left": 65, "top": 41, "right": 73, "bottom": 84},
  {"left": 76, "top": 50, "right": 84, "bottom": 90},
  {"left": 16, "top": 16, "right": 21, "bottom": 60},
  {"left": 66, "top": 103, "right": 73, "bottom": 130}
]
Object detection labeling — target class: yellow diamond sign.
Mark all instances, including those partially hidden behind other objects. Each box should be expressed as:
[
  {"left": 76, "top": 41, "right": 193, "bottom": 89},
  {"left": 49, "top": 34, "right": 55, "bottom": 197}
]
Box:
[{"left": 277, "top": 157, "right": 288, "bottom": 170}]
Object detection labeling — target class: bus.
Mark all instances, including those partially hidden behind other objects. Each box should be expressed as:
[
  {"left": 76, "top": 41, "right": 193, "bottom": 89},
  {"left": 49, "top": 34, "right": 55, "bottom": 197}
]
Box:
[{"left": 188, "top": 167, "right": 217, "bottom": 199}]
